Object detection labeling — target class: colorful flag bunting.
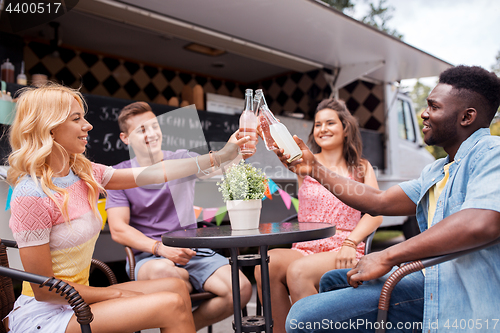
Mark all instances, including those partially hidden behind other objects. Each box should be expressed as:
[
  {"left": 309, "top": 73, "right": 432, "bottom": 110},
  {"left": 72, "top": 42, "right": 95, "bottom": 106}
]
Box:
[
  {"left": 215, "top": 206, "right": 227, "bottom": 225},
  {"left": 203, "top": 208, "right": 219, "bottom": 223},
  {"left": 193, "top": 206, "right": 203, "bottom": 219},
  {"left": 278, "top": 189, "right": 292, "bottom": 210},
  {"left": 291, "top": 197, "right": 299, "bottom": 213}
]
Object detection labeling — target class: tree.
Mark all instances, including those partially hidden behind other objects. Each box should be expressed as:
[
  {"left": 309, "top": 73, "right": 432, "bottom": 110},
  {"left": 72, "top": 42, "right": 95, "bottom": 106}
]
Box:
[
  {"left": 492, "top": 49, "right": 500, "bottom": 76},
  {"left": 409, "top": 80, "right": 431, "bottom": 113},
  {"left": 360, "top": 0, "right": 404, "bottom": 39},
  {"left": 491, "top": 49, "right": 500, "bottom": 125},
  {"left": 320, "top": 0, "right": 403, "bottom": 39},
  {"left": 320, "top": 0, "right": 356, "bottom": 13}
]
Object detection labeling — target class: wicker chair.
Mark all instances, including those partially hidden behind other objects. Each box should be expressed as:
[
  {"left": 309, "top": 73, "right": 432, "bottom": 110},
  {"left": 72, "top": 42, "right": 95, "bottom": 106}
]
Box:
[
  {"left": 375, "top": 237, "right": 500, "bottom": 333},
  {"left": 0, "top": 239, "right": 117, "bottom": 333}
]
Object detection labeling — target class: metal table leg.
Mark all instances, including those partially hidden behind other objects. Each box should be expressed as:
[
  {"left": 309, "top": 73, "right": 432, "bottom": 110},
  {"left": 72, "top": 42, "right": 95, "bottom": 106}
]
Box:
[
  {"left": 260, "top": 245, "right": 273, "bottom": 333},
  {"left": 229, "top": 247, "right": 243, "bottom": 333}
]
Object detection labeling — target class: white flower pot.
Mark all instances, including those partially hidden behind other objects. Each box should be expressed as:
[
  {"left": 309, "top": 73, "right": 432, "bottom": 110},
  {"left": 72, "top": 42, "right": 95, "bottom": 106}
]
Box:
[{"left": 226, "top": 199, "right": 262, "bottom": 230}]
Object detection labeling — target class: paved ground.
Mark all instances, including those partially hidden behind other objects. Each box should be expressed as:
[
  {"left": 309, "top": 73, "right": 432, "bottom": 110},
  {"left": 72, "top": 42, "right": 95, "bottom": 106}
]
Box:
[{"left": 143, "top": 234, "right": 406, "bottom": 333}]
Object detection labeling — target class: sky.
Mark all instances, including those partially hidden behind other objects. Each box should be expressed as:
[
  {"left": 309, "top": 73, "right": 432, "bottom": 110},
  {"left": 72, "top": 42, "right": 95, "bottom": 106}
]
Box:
[{"left": 352, "top": 0, "right": 500, "bottom": 88}]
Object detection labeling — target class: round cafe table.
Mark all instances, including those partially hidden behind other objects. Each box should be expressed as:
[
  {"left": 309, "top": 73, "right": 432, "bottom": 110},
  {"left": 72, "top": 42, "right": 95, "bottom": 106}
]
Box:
[{"left": 162, "top": 222, "right": 336, "bottom": 333}]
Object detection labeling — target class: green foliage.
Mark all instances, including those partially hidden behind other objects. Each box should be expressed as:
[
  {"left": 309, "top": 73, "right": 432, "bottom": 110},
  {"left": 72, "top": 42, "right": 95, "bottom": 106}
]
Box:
[
  {"left": 491, "top": 51, "right": 500, "bottom": 120},
  {"left": 492, "top": 50, "right": 500, "bottom": 76},
  {"left": 217, "top": 160, "right": 267, "bottom": 202},
  {"left": 360, "top": 0, "right": 403, "bottom": 39},
  {"left": 409, "top": 80, "right": 432, "bottom": 113},
  {"left": 320, "top": 0, "right": 355, "bottom": 12},
  {"left": 319, "top": 0, "right": 403, "bottom": 39}
]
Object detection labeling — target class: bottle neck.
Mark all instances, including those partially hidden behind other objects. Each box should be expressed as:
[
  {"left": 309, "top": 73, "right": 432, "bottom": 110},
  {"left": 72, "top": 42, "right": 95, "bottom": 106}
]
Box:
[
  {"left": 244, "top": 93, "right": 253, "bottom": 112},
  {"left": 261, "top": 106, "right": 279, "bottom": 124}
]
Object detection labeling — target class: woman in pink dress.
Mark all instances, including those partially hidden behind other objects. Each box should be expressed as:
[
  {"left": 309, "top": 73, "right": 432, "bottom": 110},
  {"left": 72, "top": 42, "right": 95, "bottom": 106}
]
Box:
[{"left": 255, "top": 98, "right": 382, "bottom": 333}]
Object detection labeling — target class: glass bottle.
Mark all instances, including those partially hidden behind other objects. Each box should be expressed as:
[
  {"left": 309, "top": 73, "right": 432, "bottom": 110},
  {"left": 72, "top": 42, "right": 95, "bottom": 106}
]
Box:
[
  {"left": 257, "top": 90, "right": 302, "bottom": 162},
  {"left": 254, "top": 89, "right": 276, "bottom": 151},
  {"left": 239, "top": 89, "right": 257, "bottom": 154},
  {"left": 16, "top": 61, "right": 27, "bottom": 85},
  {"left": 1, "top": 59, "right": 15, "bottom": 83}
]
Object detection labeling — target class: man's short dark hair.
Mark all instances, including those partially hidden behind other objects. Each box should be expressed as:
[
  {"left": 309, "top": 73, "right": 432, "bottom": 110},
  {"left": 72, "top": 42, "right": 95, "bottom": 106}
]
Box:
[
  {"left": 439, "top": 65, "right": 500, "bottom": 122},
  {"left": 118, "top": 101, "right": 153, "bottom": 133}
]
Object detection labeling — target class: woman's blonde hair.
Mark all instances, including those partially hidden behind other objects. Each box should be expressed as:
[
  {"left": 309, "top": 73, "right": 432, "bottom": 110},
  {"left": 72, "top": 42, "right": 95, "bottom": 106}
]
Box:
[{"left": 7, "top": 83, "right": 105, "bottom": 222}]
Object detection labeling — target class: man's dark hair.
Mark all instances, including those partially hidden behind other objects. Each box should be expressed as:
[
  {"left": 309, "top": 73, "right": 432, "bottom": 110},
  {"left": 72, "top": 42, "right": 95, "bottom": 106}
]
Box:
[
  {"left": 439, "top": 65, "right": 500, "bottom": 123},
  {"left": 118, "top": 101, "right": 153, "bottom": 133}
]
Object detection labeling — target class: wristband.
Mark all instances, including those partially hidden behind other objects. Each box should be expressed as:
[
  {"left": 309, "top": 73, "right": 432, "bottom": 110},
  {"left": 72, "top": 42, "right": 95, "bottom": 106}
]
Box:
[
  {"left": 209, "top": 151, "right": 214, "bottom": 168},
  {"left": 152, "top": 241, "right": 161, "bottom": 257}
]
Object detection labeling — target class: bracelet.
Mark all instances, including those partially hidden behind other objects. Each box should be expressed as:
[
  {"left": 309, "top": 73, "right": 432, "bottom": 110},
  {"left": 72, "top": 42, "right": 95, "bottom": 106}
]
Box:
[
  {"left": 342, "top": 241, "right": 357, "bottom": 250},
  {"left": 345, "top": 238, "right": 358, "bottom": 246},
  {"left": 209, "top": 151, "right": 214, "bottom": 168},
  {"left": 196, "top": 155, "right": 210, "bottom": 175},
  {"left": 152, "top": 240, "right": 161, "bottom": 256},
  {"left": 213, "top": 151, "right": 221, "bottom": 167}
]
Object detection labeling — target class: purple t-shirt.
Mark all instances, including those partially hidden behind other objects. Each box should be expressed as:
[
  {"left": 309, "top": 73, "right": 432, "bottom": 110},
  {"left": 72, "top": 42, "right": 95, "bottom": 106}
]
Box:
[{"left": 105, "top": 150, "right": 198, "bottom": 254}]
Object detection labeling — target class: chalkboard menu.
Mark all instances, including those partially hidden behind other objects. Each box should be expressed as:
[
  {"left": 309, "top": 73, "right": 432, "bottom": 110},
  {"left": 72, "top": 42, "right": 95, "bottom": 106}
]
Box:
[{"left": 83, "top": 94, "right": 240, "bottom": 166}]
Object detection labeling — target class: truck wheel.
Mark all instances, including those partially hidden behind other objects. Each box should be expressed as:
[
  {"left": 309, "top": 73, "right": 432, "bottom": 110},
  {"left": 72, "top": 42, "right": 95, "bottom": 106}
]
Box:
[{"left": 402, "top": 216, "right": 420, "bottom": 239}]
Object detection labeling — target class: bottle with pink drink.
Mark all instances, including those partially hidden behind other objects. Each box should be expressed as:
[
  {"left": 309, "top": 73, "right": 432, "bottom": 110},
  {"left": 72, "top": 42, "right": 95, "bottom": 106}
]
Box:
[{"left": 239, "top": 89, "right": 257, "bottom": 154}]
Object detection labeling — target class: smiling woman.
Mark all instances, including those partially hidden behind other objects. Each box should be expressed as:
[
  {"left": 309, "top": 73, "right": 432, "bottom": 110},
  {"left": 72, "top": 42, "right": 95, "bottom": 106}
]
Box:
[
  {"left": 4, "top": 82, "right": 250, "bottom": 333},
  {"left": 254, "top": 98, "right": 383, "bottom": 333}
]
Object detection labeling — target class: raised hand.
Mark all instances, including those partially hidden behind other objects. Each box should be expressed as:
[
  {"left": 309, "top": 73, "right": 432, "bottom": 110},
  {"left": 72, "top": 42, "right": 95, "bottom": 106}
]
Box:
[{"left": 275, "top": 135, "right": 316, "bottom": 178}]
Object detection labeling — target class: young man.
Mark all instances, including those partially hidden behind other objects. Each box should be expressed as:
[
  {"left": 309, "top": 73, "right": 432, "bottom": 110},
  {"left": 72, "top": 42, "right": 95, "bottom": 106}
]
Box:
[
  {"left": 105, "top": 102, "right": 252, "bottom": 330},
  {"left": 278, "top": 65, "right": 500, "bottom": 332}
]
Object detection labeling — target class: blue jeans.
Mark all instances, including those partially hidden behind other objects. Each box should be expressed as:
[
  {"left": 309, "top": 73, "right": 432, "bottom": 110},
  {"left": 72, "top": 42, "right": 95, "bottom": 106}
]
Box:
[{"left": 286, "top": 268, "right": 424, "bottom": 333}]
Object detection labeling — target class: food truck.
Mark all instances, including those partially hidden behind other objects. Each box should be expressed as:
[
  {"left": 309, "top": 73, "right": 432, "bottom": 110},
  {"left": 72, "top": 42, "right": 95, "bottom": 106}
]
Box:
[{"left": 0, "top": 0, "right": 452, "bottom": 264}]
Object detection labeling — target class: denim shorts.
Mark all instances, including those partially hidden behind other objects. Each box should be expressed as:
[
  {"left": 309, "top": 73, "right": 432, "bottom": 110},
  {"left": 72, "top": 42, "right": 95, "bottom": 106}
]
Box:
[{"left": 129, "top": 248, "right": 229, "bottom": 292}]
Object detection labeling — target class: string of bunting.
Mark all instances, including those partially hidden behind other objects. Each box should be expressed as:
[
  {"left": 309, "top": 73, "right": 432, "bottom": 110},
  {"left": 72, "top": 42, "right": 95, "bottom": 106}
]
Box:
[
  {"left": 4, "top": 180, "right": 300, "bottom": 227},
  {"left": 194, "top": 179, "right": 299, "bottom": 225}
]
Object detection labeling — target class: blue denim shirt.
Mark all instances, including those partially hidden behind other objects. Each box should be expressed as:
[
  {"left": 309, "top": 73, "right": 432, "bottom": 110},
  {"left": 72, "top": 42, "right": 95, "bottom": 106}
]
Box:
[{"left": 399, "top": 128, "right": 500, "bottom": 333}]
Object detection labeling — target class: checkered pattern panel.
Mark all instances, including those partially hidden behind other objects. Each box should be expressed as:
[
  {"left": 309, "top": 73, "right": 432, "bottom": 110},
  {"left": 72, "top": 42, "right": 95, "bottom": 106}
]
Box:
[
  {"left": 339, "top": 80, "right": 385, "bottom": 132},
  {"left": 24, "top": 41, "right": 384, "bottom": 131}
]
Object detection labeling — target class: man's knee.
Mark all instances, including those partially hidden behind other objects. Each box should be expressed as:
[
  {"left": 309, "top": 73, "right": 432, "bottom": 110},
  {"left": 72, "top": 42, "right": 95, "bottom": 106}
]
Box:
[
  {"left": 138, "top": 259, "right": 178, "bottom": 280},
  {"left": 319, "top": 269, "right": 351, "bottom": 293}
]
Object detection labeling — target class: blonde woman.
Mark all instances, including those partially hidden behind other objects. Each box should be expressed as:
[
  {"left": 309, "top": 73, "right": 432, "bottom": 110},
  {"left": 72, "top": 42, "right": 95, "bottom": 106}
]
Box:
[
  {"left": 5, "top": 83, "right": 248, "bottom": 333},
  {"left": 255, "top": 98, "right": 383, "bottom": 333}
]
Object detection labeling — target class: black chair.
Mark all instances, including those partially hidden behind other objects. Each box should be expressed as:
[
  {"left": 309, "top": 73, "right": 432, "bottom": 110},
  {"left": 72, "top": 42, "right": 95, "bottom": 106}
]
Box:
[
  {"left": 375, "top": 237, "right": 500, "bottom": 333},
  {"left": 0, "top": 239, "right": 118, "bottom": 333}
]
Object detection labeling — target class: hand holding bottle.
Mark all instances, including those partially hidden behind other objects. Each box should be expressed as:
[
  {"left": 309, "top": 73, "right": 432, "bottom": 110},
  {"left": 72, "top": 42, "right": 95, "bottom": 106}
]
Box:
[{"left": 275, "top": 135, "right": 315, "bottom": 178}]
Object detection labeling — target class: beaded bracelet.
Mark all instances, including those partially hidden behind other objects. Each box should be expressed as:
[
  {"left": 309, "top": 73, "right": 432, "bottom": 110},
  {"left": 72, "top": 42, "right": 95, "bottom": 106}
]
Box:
[{"left": 152, "top": 241, "right": 161, "bottom": 257}]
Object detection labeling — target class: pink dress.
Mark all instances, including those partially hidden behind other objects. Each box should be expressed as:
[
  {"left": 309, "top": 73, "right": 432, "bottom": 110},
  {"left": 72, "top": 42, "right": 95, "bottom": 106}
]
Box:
[{"left": 293, "top": 175, "right": 365, "bottom": 259}]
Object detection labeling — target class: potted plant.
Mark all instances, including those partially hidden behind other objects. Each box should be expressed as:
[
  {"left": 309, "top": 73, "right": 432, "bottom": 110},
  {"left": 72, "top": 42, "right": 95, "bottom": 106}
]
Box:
[{"left": 217, "top": 160, "right": 267, "bottom": 230}]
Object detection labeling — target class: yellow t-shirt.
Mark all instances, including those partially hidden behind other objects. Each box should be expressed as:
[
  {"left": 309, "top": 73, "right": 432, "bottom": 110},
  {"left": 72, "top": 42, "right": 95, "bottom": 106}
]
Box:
[
  {"left": 424, "top": 162, "right": 453, "bottom": 275},
  {"left": 428, "top": 162, "right": 454, "bottom": 228}
]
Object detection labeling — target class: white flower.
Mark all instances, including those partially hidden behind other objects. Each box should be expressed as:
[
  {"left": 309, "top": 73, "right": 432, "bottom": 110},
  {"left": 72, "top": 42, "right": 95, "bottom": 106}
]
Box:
[{"left": 216, "top": 160, "right": 267, "bottom": 202}]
